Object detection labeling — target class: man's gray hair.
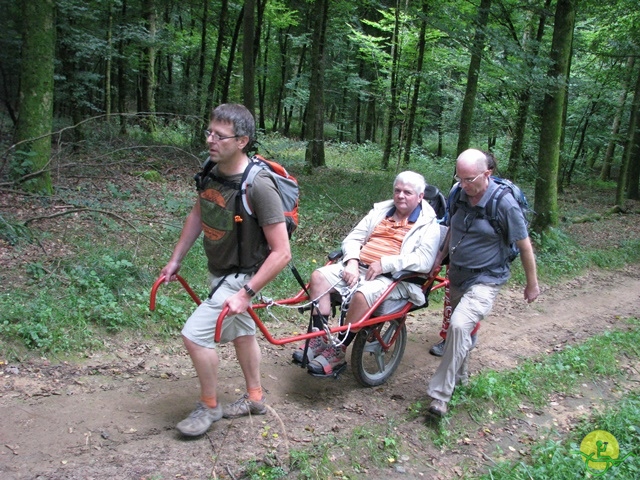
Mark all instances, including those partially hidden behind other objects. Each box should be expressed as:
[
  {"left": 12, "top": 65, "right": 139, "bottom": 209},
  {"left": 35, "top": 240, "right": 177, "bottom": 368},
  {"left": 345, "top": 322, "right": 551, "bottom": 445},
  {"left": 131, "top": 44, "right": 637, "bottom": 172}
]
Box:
[
  {"left": 394, "top": 171, "right": 426, "bottom": 196},
  {"left": 210, "top": 104, "right": 256, "bottom": 152}
]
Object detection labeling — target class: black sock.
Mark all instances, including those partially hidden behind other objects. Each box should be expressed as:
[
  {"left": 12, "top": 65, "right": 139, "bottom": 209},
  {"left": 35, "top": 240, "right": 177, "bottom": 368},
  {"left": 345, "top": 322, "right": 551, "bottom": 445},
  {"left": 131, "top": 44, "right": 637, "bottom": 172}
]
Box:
[{"left": 312, "top": 314, "right": 328, "bottom": 330}]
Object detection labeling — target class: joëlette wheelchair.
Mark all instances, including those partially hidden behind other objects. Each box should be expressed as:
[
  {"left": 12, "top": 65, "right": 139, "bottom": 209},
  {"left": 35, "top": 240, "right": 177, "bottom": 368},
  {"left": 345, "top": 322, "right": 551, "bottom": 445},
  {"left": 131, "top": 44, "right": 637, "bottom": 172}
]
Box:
[{"left": 149, "top": 251, "right": 448, "bottom": 388}]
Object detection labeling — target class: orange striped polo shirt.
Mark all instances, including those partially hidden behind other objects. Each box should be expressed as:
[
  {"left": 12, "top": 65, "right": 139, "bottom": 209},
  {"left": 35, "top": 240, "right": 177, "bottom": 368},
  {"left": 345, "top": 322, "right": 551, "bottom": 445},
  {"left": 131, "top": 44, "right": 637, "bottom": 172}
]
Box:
[{"left": 359, "top": 216, "right": 413, "bottom": 265}]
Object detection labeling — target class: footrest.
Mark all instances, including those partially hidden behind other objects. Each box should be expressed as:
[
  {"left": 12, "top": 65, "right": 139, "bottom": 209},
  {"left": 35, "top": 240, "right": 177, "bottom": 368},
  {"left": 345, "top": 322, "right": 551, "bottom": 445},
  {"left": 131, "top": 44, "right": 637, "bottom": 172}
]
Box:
[{"left": 308, "top": 362, "right": 347, "bottom": 379}]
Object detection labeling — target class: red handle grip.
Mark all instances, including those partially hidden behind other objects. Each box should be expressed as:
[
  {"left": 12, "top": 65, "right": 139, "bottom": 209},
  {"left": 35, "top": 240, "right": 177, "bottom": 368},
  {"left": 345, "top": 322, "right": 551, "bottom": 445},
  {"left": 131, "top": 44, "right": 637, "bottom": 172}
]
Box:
[{"left": 149, "top": 274, "right": 202, "bottom": 311}]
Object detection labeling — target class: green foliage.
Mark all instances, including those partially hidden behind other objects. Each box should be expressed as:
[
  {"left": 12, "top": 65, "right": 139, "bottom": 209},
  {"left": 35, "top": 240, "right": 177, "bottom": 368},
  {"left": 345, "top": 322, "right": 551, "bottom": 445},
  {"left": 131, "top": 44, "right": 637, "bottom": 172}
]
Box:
[
  {"left": 451, "top": 319, "right": 640, "bottom": 420},
  {"left": 138, "top": 170, "right": 164, "bottom": 182},
  {"left": 8, "top": 150, "right": 37, "bottom": 181},
  {"left": 244, "top": 461, "right": 288, "bottom": 480},
  {"left": 0, "top": 214, "right": 34, "bottom": 245},
  {"left": 479, "top": 390, "right": 640, "bottom": 480},
  {"left": 287, "top": 423, "right": 404, "bottom": 478}
]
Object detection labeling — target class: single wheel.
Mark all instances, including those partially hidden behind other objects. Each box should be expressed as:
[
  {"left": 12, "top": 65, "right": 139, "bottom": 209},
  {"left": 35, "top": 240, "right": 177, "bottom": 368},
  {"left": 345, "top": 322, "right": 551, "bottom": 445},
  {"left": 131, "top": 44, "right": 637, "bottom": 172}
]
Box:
[{"left": 351, "top": 320, "right": 407, "bottom": 387}]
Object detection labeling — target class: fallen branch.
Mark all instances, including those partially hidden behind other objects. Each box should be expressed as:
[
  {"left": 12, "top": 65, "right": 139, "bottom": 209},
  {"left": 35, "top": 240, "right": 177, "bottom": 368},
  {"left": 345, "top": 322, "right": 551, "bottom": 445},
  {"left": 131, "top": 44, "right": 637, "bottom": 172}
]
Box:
[{"left": 23, "top": 207, "right": 164, "bottom": 248}]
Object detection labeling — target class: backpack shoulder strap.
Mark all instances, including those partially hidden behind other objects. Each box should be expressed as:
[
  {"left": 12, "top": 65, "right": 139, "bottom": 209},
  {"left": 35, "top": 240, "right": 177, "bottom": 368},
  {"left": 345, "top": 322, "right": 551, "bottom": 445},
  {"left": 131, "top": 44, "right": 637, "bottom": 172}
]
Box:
[
  {"left": 194, "top": 158, "right": 215, "bottom": 191},
  {"left": 447, "top": 184, "right": 462, "bottom": 220},
  {"left": 233, "top": 159, "right": 261, "bottom": 271},
  {"left": 240, "top": 157, "right": 265, "bottom": 217},
  {"left": 484, "top": 184, "right": 512, "bottom": 238}
]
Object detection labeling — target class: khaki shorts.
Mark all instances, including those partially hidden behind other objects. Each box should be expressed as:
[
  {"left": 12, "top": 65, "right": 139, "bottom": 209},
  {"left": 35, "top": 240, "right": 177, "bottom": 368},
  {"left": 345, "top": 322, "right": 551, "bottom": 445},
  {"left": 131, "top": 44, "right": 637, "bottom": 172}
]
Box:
[
  {"left": 181, "top": 272, "right": 255, "bottom": 348},
  {"left": 316, "top": 263, "right": 409, "bottom": 315}
]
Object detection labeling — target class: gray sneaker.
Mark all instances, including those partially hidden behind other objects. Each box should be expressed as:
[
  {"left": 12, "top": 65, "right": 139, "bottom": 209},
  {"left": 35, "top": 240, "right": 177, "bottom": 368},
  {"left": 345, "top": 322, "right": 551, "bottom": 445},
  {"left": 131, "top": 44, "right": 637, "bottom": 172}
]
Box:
[
  {"left": 176, "top": 401, "right": 223, "bottom": 436},
  {"left": 222, "top": 393, "right": 267, "bottom": 419},
  {"left": 429, "top": 399, "right": 448, "bottom": 417},
  {"left": 429, "top": 339, "right": 446, "bottom": 357}
]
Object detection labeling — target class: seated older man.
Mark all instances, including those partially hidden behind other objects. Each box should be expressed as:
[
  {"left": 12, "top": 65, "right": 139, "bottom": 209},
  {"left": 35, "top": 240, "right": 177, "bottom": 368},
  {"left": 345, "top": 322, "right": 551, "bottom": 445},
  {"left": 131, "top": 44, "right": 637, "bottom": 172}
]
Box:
[{"left": 293, "top": 171, "right": 442, "bottom": 375}]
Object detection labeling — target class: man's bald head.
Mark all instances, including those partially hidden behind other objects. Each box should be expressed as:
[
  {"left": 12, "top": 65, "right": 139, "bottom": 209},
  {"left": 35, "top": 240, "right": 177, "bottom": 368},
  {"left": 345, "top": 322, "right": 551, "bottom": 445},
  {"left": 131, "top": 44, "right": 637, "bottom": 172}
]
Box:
[{"left": 456, "top": 149, "right": 489, "bottom": 173}]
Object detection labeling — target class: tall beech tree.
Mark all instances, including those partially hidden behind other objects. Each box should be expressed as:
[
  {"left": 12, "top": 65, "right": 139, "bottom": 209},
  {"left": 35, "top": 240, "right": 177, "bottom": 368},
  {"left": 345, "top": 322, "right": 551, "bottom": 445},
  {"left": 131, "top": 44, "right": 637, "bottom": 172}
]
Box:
[
  {"left": 456, "top": 0, "right": 492, "bottom": 155},
  {"left": 4, "top": 0, "right": 640, "bottom": 204},
  {"left": 532, "top": 0, "right": 577, "bottom": 232},
  {"left": 243, "top": 0, "right": 256, "bottom": 113},
  {"left": 304, "top": 0, "right": 329, "bottom": 169},
  {"left": 13, "top": 0, "right": 56, "bottom": 194}
]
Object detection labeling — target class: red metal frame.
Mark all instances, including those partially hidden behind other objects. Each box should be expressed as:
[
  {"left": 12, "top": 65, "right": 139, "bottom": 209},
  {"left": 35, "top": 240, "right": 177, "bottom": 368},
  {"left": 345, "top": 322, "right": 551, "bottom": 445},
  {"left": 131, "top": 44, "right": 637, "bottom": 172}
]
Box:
[{"left": 149, "top": 271, "right": 448, "bottom": 347}]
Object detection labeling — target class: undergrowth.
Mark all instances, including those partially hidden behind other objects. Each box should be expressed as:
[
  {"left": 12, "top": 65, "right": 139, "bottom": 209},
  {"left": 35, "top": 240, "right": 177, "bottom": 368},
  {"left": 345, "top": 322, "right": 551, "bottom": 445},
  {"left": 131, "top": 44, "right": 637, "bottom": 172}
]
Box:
[
  {"left": 1, "top": 133, "right": 638, "bottom": 358},
  {"left": 421, "top": 318, "right": 640, "bottom": 451},
  {"left": 477, "top": 389, "right": 640, "bottom": 479},
  {"left": 261, "top": 322, "right": 640, "bottom": 479},
  {"left": 451, "top": 319, "right": 640, "bottom": 420}
]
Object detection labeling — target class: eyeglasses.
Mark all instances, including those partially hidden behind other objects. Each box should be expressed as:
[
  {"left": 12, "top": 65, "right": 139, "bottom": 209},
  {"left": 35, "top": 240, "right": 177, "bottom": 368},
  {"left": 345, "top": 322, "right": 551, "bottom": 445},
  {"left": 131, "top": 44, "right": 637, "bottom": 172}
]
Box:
[
  {"left": 204, "top": 130, "right": 240, "bottom": 142},
  {"left": 453, "top": 171, "right": 486, "bottom": 184}
]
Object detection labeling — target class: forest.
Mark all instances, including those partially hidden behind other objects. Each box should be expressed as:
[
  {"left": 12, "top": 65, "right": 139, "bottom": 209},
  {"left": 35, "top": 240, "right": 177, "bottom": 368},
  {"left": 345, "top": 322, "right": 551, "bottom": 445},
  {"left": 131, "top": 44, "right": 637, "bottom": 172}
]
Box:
[
  {"left": 2, "top": 2, "right": 640, "bottom": 479},
  {"left": 1, "top": 0, "right": 639, "bottom": 234}
]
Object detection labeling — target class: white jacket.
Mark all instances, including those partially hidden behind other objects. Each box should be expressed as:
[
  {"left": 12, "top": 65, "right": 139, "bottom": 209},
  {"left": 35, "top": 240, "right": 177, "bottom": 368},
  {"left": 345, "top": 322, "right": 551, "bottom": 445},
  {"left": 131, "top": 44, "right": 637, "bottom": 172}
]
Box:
[{"left": 341, "top": 199, "right": 442, "bottom": 305}]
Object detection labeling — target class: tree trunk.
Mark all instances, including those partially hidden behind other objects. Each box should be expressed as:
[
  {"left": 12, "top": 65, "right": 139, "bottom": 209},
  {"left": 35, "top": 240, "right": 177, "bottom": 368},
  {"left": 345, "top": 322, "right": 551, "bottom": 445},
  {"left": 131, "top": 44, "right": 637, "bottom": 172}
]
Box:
[
  {"left": 222, "top": 6, "right": 244, "bottom": 104},
  {"left": 616, "top": 66, "right": 640, "bottom": 205},
  {"left": 271, "top": 27, "right": 290, "bottom": 132},
  {"left": 505, "top": 0, "right": 551, "bottom": 179},
  {"left": 242, "top": 0, "right": 256, "bottom": 113},
  {"left": 205, "top": 0, "right": 228, "bottom": 118},
  {"left": 195, "top": 0, "right": 208, "bottom": 113},
  {"left": 601, "top": 56, "right": 635, "bottom": 181},
  {"left": 355, "top": 60, "right": 365, "bottom": 143},
  {"left": 564, "top": 99, "right": 598, "bottom": 187},
  {"left": 140, "top": 0, "right": 157, "bottom": 129},
  {"left": 402, "top": 0, "right": 428, "bottom": 166},
  {"left": 257, "top": 23, "right": 270, "bottom": 131},
  {"left": 255, "top": 0, "right": 267, "bottom": 130},
  {"left": 14, "top": 0, "right": 56, "bottom": 194},
  {"left": 105, "top": 3, "right": 113, "bottom": 120},
  {"left": 304, "top": 0, "right": 329, "bottom": 169},
  {"left": 117, "top": 0, "right": 128, "bottom": 133},
  {"left": 628, "top": 123, "right": 640, "bottom": 200},
  {"left": 381, "top": 2, "right": 401, "bottom": 170},
  {"left": 364, "top": 95, "right": 376, "bottom": 142},
  {"left": 283, "top": 42, "right": 307, "bottom": 136},
  {"left": 556, "top": 36, "right": 574, "bottom": 194},
  {"left": 532, "top": 0, "right": 576, "bottom": 232},
  {"left": 456, "top": 0, "right": 492, "bottom": 156}
]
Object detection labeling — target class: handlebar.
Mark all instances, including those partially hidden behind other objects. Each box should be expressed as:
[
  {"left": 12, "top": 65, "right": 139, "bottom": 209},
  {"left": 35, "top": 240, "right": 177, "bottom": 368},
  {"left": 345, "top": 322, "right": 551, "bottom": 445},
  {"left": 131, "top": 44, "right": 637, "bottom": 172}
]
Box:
[{"left": 149, "top": 274, "right": 202, "bottom": 311}]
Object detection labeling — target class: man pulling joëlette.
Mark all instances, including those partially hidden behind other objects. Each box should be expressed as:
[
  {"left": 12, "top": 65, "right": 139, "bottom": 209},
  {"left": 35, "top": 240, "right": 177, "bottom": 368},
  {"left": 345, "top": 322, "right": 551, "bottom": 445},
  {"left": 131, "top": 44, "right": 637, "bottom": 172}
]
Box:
[{"left": 161, "top": 103, "right": 291, "bottom": 437}]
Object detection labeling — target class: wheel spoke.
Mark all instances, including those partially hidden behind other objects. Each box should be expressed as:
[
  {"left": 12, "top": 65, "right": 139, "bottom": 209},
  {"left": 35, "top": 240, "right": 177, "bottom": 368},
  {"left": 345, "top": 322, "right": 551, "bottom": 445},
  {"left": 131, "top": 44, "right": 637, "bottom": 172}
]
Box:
[{"left": 373, "top": 350, "right": 386, "bottom": 372}]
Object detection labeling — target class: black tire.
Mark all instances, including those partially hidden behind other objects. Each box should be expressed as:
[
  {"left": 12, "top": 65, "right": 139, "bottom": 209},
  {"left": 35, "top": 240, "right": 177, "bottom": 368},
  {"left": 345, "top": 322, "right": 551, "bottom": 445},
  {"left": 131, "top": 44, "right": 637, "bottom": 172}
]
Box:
[{"left": 350, "top": 320, "right": 407, "bottom": 387}]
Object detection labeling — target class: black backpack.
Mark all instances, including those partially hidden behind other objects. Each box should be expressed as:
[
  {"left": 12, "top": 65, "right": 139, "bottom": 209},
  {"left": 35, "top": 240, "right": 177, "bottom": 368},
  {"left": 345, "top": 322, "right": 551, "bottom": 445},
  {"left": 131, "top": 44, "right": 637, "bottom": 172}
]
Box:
[{"left": 424, "top": 184, "right": 447, "bottom": 221}]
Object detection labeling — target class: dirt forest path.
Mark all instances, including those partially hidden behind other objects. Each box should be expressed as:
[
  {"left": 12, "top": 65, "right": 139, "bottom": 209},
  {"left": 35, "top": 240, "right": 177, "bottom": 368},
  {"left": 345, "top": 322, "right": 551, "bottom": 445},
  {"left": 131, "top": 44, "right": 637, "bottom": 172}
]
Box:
[{"left": 2, "top": 264, "right": 640, "bottom": 480}]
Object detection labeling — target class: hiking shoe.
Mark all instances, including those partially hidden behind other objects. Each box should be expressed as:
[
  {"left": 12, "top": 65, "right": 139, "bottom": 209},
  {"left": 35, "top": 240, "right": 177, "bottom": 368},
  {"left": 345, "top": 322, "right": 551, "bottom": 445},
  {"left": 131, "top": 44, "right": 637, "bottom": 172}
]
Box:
[
  {"left": 429, "top": 339, "right": 446, "bottom": 357},
  {"left": 429, "top": 334, "right": 478, "bottom": 357},
  {"left": 428, "top": 399, "right": 448, "bottom": 417},
  {"left": 307, "top": 345, "right": 346, "bottom": 375},
  {"left": 222, "top": 393, "right": 267, "bottom": 419},
  {"left": 292, "top": 328, "right": 327, "bottom": 364},
  {"left": 176, "top": 401, "right": 223, "bottom": 437}
]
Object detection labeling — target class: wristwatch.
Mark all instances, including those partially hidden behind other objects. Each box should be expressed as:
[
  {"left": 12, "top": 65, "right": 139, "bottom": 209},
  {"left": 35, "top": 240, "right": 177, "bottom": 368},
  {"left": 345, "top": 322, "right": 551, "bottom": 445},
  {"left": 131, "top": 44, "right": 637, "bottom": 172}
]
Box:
[{"left": 243, "top": 284, "right": 256, "bottom": 297}]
